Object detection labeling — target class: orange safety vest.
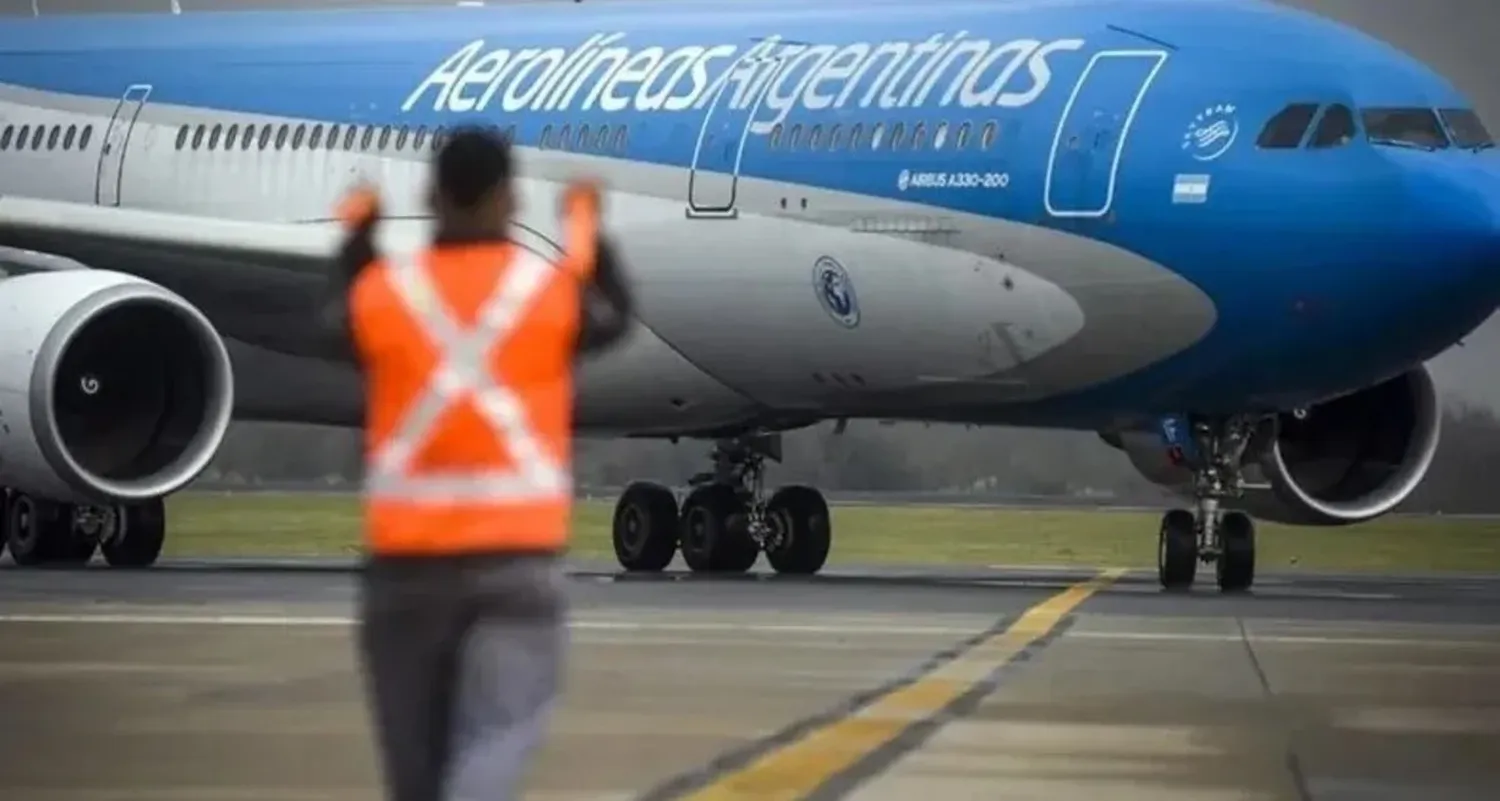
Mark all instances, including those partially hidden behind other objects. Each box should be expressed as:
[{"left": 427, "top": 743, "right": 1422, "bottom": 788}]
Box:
[{"left": 347, "top": 183, "right": 600, "bottom": 556}]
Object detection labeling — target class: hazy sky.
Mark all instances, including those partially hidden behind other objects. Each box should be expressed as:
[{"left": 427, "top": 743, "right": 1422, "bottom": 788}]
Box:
[{"left": 3, "top": 0, "right": 1498, "bottom": 407}]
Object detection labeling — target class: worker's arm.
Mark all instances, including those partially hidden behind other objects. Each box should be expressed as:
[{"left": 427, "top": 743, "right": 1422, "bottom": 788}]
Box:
[
  {"left": 318, "top": 216, "right": 377, "bottom": 366},
  {"left": 576, "top": 234, "right": 634, "bottom": 357}
]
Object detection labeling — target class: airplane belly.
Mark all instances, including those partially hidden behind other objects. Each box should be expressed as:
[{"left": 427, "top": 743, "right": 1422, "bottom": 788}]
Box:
[{"left": 626, "top": 214, "right": 1085, "bottom": 409}]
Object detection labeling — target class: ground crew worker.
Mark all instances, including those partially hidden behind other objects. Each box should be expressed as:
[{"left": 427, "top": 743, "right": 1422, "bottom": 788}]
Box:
[{"left": 321, "top": 125, "right": 634, "bottom": 801}]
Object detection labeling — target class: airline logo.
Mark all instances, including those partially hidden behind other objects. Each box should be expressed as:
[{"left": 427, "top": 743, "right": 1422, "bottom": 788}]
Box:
[{"left": 404, "top": 32, "right": 1086, "bottom": 134}]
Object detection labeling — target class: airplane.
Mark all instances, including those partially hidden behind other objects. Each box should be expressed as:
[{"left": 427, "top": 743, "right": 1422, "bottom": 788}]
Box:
[{"left": 0, "top": 0, "right": 1496, "bottom": 593}]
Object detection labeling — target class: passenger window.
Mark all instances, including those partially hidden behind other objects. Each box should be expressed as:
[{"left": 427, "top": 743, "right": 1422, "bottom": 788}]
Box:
[
  {"left": 63, "top": 124, "right": 76, "bottom": 149},
  {"left": 259, "top": 125, "right": 273, "bottom": 150},
  {"left": 394, "top": 126, "right": 408, "bottom": 150},
  {"left": 956, "top": 121, "right": 971, "bottom": 149},
  {"left": 309, "top": 125, "right": 324, "bottom": 150},
  {"left": 911, "top": 123, "right": 926, "bottom": 150},
  {"left": 208, "top": 124, "right": 222, "bottom": 150},
  {"left": 1309, "top": 104, "right": 1355, "bottom": 148},
  {"left": 275, "top": 125, "right": 290, "bottom": 150},
  {"left": 890, "top": 123, "right": 905, "bottom": 149},
  {"left": 79, "top": 126, "right": 92, "bottom": 150},
  {"left": 612, "top": 126, "right": 627, "bottom": 152},
  {"left": 413, "top": 126, "right": 427, "bottom": 150},
  {"left": 809, "top": 125, "right": 823, "bottom": 150},
  {"left": 577, "top": 124, "right": 590, "bottom": 149},
  {"left": 595, "top": 125, "right": 609, "bottom": 150},
  {"left": 16, "top": 125, "right": 28, "bottom": 150},
  {"left": 1440, "top": 108, "right": 1492, "bottom": 149},
  {"left": 980, "top": 121, "right": 997, "bottom": 149},
  {"left": 829, "top": 124, "right": 843, "bottom": 150},
  {"left": 870, "top": 123, "right": 885, "bottom": 149},
  {"left": 770, "top": 123, "right": 783, "bottom": 149},
  {"left": 558, "top": 124, "right": 571, "bottom": 150},
  {"left": 175, "top": 125, "right": 189, "bottom": 150},
  {"left": 226, "top": 124, "right": 239, "bottom": 148},
  {"left": 46, "top": 126, "right": 59, "bottom": 150},
  {"left": 934, "top": 122, "right": 948, "bottom": 149},
  {"left": 376, "top": 126, "right": 391, "bottom": 150},
  {"left": 344, "top": 126, "right": 358, "bottom": 150},
  {"left": 432, "top": 127, "right": 448, "bottom": 150},
  {"left": 540, "top": 125, "right": 553, "bottom": 149},
  {"left": 1256, "top": 103, "right": 1319, "bottom": 148},
  {"left": 0, "top": 125, "right": 12, "bottom": 149},
  {"left": 360, "top": 127, "right": 374, "bottom": 151},
  {"left": 1363, "top": 107, "right": 1449, "bottom": 149},
  {"left": 788, "top": 124, "right": 802, "bottom": 150},
  {"left": 325, "top": 125, "right": 339, "bottom": 149},
  {"left": 291, "top": 124, "right": 306, "bottom": 150},
  {"left": 192, "top": 125, "right": 206, "bottom": 150},
  {"left": 30, "top": 126, "right": 42, "bottom": 149},
  {"left": 848, "top": 123, "right": 863, "bottom": 150},
  {"left": 241, "top": 124, "right": 255, "bottom": 150}
]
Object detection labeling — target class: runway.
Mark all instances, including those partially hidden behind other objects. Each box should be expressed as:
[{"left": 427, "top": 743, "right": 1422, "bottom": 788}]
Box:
[{"left": 1, "top": 562, "right": 1498, "bottom": 800}]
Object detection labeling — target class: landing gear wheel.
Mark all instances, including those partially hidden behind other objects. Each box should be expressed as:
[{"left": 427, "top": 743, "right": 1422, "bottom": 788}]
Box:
[
  {"left": 678, "top": 484, "right": 758, "bottom": 574},
  {"left": 1216, "top": 511, "right": 1256, "bottom": 593},
  {"left": 101, "top": 499, "right": 166, "bottom": 569},
  {"left": 612, "top": 482, "right": 679, "bottom": 572},
  {"left": 764, "top": 485, "right": 831, "bottom": 576},
  {"left": 1158, "top": 508, "right": 1198, "bottom": 591},
  {"left": 6, "top": 495, "right": 88, "bottom": 567}
]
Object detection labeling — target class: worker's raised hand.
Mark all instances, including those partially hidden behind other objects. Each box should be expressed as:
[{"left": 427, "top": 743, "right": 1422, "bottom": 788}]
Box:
[{"left": 337, "top": 183, "right": 383, "bottom": 231}]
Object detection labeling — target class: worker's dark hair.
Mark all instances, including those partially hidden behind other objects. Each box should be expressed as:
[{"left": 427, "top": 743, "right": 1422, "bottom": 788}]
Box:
[{"left": 434, "top": 125, "right": 513, "bottom": 209}]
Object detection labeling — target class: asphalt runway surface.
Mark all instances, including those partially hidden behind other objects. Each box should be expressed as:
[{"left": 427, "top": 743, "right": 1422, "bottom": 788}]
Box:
[{"left": 2, "top": 561, "right": 1498, "bottom": 800}]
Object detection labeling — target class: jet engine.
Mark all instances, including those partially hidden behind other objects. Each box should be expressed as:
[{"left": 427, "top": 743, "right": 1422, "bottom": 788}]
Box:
[
  {"left": 1115, "top": 366, "right": 1442, "bottom": 526},
  {"left": 0, "top": 270, "right": 234, "bottom": 505}
]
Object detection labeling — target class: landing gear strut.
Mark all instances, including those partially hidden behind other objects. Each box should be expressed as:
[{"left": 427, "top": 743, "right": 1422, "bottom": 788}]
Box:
[
  {"left": 610, "top": 434, "right": 832, "bottom": 576},
  {"left": 1, "top": 488, "right": 167, "bottom": 569},
  {"left": 1157, "top": 416, "right": 1258, "bottom": 593}
]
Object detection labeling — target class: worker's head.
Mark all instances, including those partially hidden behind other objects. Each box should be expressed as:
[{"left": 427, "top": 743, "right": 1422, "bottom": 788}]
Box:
[{"left": 428, "top": 125, "right": 515, "bottom": 231}]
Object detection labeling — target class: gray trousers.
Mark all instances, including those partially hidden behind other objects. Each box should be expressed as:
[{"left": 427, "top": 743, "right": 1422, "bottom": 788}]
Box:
[{"left": 358, "top": 553, "right": 567, "bottom": 801}]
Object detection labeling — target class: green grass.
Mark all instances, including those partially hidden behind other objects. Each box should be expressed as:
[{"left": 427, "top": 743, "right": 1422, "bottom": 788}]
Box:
[{"left": 164, "top": 492, "right": 1500, "bottom": 573}]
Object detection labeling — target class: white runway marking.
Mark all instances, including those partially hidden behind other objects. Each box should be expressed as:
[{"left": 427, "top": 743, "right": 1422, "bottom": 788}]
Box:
[{"left": 1, "top": 612, "right": 1498, "bottom": 648}]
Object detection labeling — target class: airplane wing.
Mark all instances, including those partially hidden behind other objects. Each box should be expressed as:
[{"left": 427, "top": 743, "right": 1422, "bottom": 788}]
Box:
[{"left": 0, "top": 196, "right": 430, "bottom": 357}]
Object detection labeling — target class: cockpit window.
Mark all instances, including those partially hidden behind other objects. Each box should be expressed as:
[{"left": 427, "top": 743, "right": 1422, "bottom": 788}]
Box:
[
  {"left": 1309, "top": 104, "right": 1356, "bottom": 148},
  {"left": 1439, "top": 108, "right": 1493, "bottom": 150},
  {"left": 1256, "top": 103, "right": 1319, "bottom": 148},
  {"left": 1362, "top": 107, "right": 1449, "bottom": 150}
]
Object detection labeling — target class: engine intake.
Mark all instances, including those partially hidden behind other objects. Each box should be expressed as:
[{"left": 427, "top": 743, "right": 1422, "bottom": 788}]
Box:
[
  {"left": 0, "top": 270, "right": 233, "bottom": 504},
  {"left": 1243, "top": 367, "right": 1441, "bottom": 525}
]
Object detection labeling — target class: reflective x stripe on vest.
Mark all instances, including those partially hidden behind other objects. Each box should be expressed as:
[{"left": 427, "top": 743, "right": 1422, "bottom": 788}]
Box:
[{"left": 364, "top": 248, "right": 571, "bottom": 505}]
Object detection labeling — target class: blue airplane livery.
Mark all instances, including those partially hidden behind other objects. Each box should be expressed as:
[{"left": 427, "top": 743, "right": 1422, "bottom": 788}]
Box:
[{"left": 0, "top": 0, "right": 1494, "bottom": 593}]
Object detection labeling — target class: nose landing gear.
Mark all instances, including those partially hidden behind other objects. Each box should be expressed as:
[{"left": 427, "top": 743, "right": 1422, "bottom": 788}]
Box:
[{"left": 1156, "top": 416, "right": 1259, "bottom": 593}]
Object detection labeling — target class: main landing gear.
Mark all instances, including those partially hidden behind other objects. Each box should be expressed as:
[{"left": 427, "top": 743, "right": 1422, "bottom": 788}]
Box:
[
  {"left": 1157, "top": 416, "right": 1258, "bottom": 594},
  {"left": 611, "top": 433, "right": 832, "bottom": 576},
  {"left": 0, "top": 488, "right": 167, "bottom": 569}
]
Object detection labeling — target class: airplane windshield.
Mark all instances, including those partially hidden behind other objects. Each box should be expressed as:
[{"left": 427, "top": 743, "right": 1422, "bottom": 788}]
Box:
[
  {"left": 1439, "top": 108, "right": 1494, "bottom": 150},
  {"left": 1361, "top": 107, "right": 1450, "bottom": 150}
]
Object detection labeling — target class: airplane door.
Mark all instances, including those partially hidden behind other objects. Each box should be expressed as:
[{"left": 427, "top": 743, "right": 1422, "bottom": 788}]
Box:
[
  {"left": 1044, "top": 51, "right": 1167, "bottom": 219},
  {"left": 687, "top": 52, "right": 785, "bottom": 218},
  {"left": 95, "top": 84, "right": 152, "bottom": 207}
]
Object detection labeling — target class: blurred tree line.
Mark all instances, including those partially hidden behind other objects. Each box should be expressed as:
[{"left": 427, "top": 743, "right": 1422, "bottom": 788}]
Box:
[{"left": 198, "top": 403, "right": 1500, "bottom": 513}]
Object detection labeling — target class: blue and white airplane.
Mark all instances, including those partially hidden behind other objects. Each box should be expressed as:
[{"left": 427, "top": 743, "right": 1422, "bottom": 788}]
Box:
[{"left": 0, "top": 0, "right": 1495, "bottom": 591}]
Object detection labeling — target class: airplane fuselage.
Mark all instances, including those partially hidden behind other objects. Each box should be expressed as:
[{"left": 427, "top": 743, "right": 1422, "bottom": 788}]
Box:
[{"left": 0, "top": 0, "right": 1497, "bottom": 440}]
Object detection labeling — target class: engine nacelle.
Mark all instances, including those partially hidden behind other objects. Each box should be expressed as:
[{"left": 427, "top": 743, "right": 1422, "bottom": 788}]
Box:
[
  {"left": 0, "top": 270, "right": 233, "bottom": 505},
  {"left": 1117, "top": 366, "right": 1442, "bottom": 526}
]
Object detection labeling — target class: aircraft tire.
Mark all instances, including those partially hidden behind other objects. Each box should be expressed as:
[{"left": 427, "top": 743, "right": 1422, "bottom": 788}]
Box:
[
  {"left": 612, "top": 481, "right": 680, "bottom": 572},
  {"left": 1216, "top": 511, "right": 1256, "bottom": 593},
  {"left": 101, "top": 499, "right": 166, "bottom": 569},
  {"left": 678, "top": 484, "right": 757, "bottom": 573},
  {"left": 1157, "top": 508, "right": 1198, "bottom": 591},
  {"left": 764, "top": 485, "right": 831, "bottom": 576},
  {"left": 5, "top": 494, "right": 88, "bottom": 567}
]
